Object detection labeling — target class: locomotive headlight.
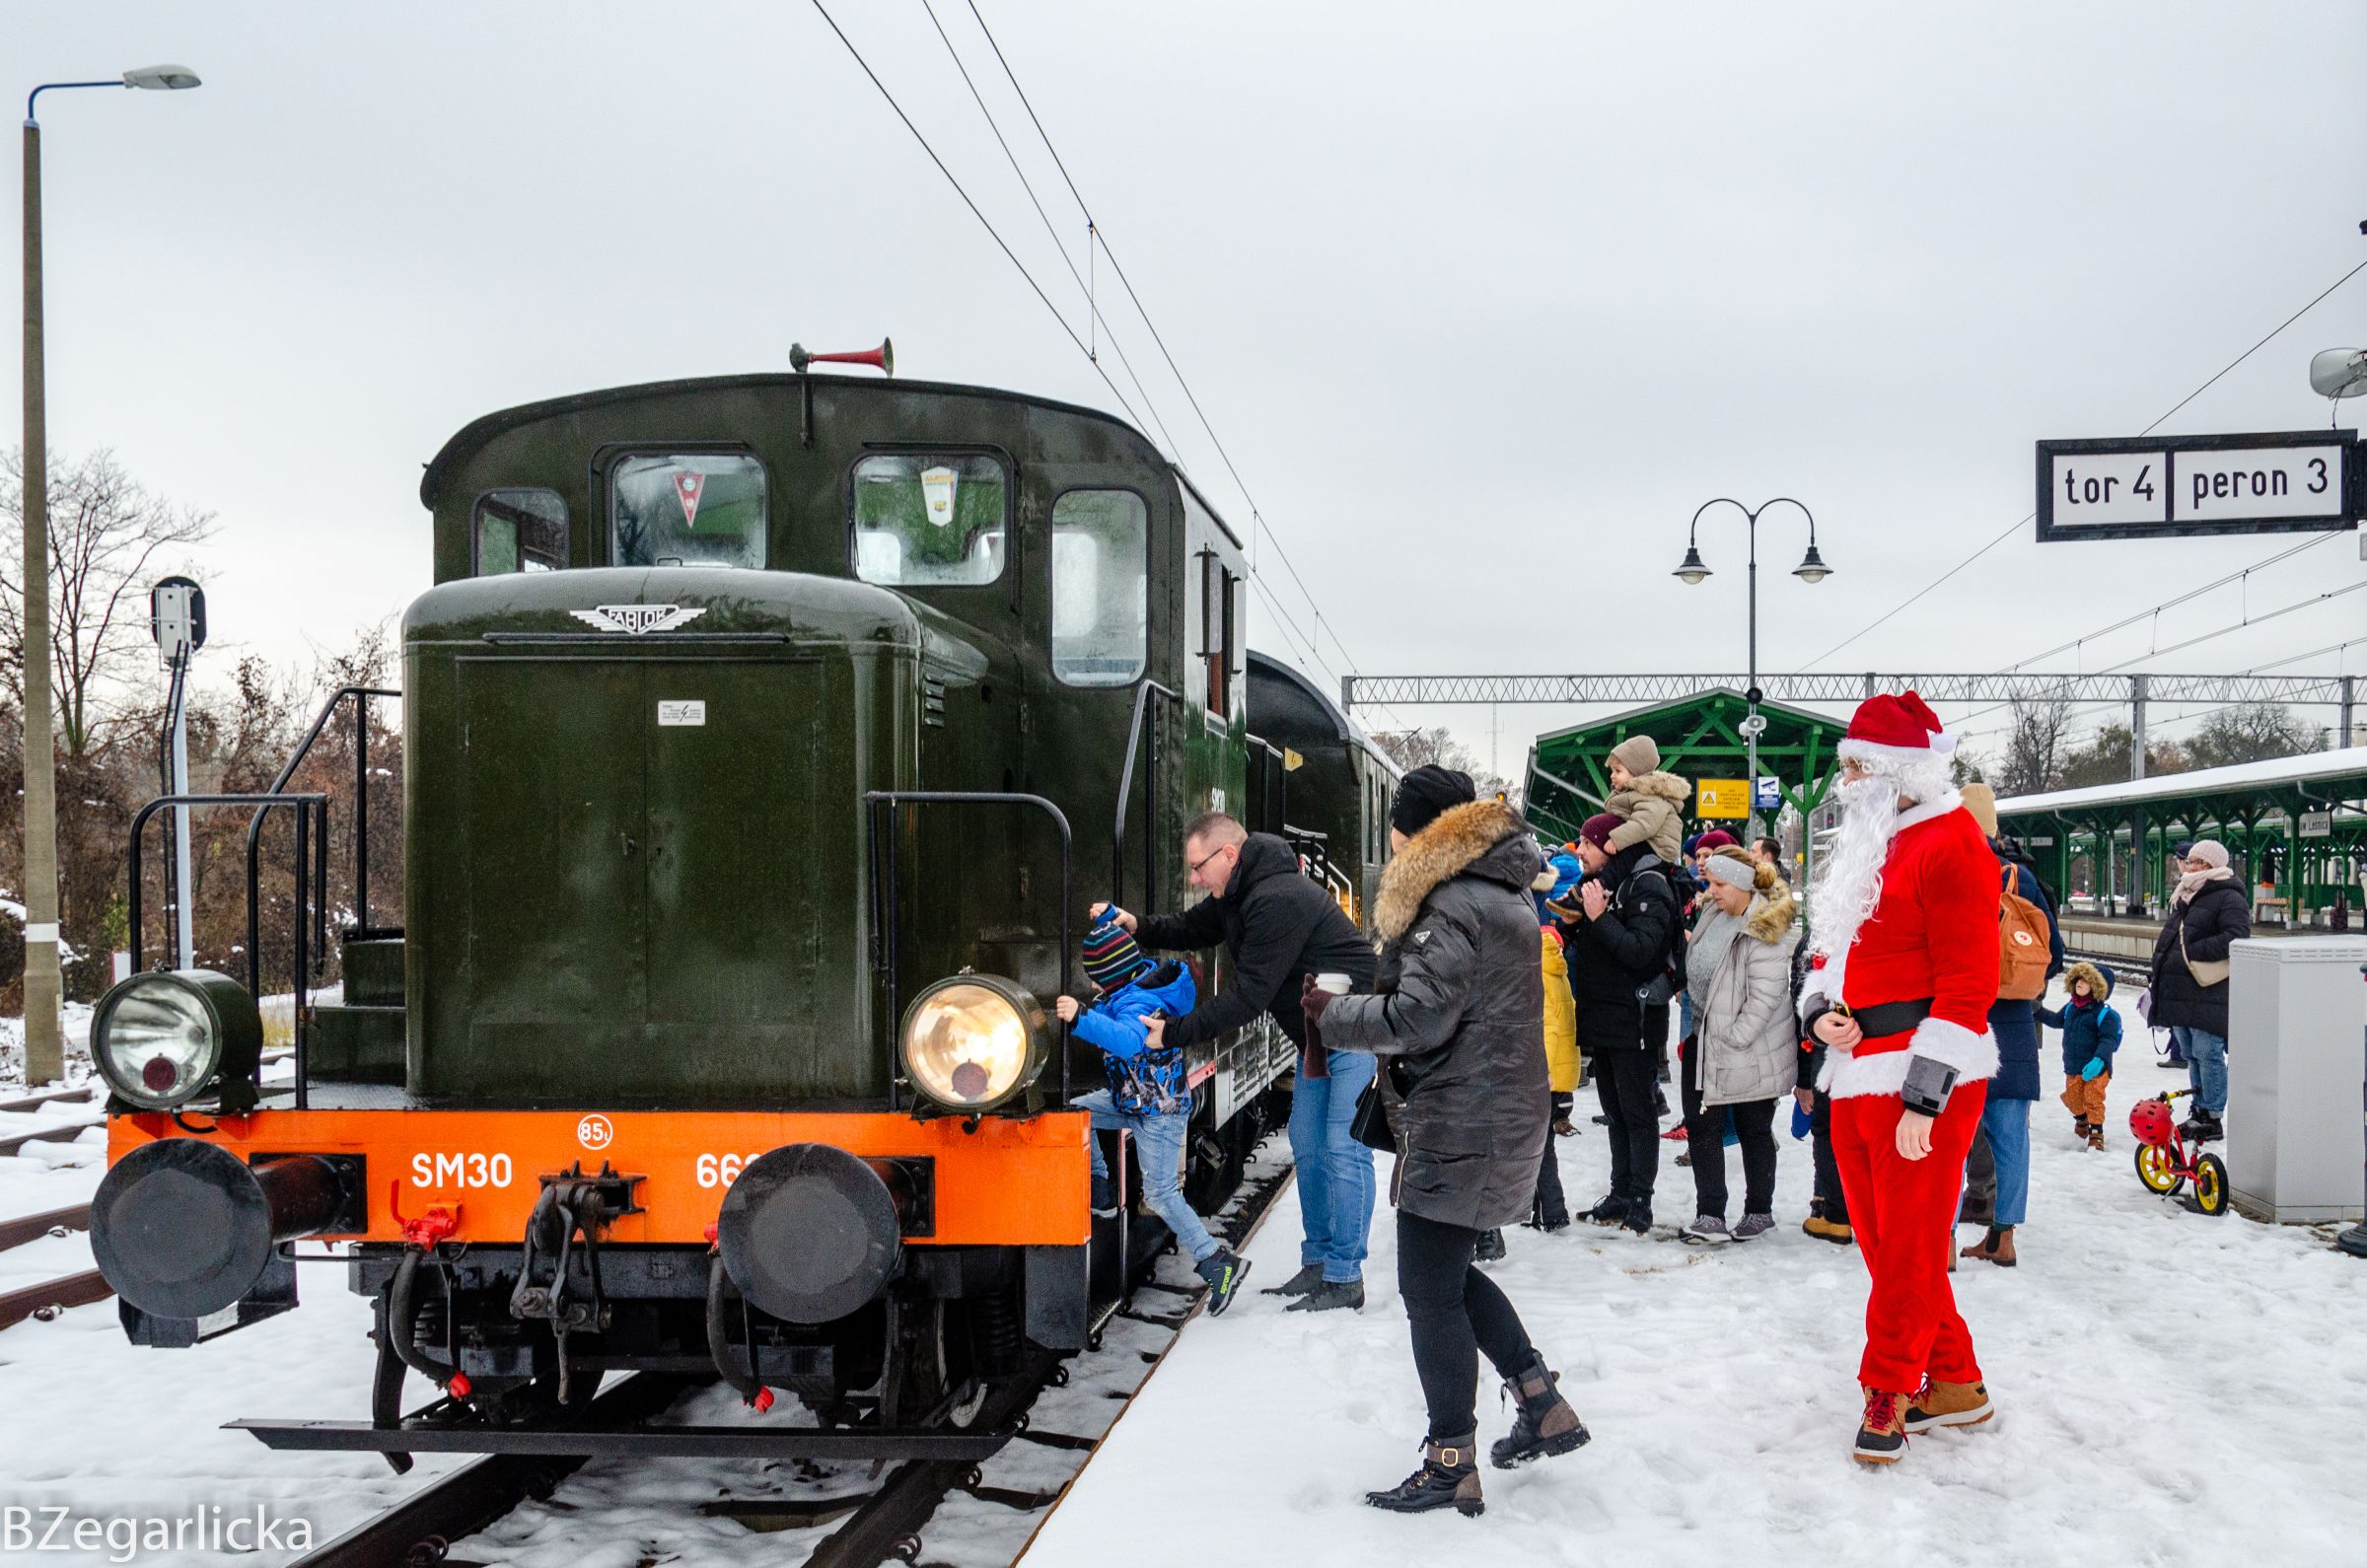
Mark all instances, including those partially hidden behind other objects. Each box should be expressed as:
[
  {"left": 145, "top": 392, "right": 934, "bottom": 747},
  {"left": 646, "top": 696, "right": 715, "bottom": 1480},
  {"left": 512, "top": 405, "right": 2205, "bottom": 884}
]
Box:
[
  {"left": 92, "top": 969, "right": 263, "bottom": 1111},
  {"left": 898, "top": 973, "right": 1047, "bottom": 1113}
]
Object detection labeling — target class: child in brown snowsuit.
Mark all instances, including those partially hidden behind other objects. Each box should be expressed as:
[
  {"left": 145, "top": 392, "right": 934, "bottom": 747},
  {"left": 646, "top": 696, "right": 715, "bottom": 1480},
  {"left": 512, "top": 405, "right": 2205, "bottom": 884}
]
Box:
[
  {"left": 1603, "top": 735, "right": 1690, "bottom": 865},
  {"left": 2040, "top": 962, "right": 2121, "bottom": 1149}
]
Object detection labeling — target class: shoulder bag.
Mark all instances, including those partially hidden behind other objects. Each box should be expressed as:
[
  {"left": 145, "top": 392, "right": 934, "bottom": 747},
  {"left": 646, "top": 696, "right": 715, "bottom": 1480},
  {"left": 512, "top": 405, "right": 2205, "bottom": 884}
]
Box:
[{"left": 2179, "top": 919, "right": 2231, "bottom": 988}]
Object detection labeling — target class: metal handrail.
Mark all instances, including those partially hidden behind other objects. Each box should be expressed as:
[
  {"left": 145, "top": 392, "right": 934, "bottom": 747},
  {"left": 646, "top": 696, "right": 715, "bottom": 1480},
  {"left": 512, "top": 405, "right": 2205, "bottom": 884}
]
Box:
[
  {"left": 864, "top": 791, "right": 1073, "bottom": 1111},
  {"left": 130, "top": 791, "right": 327, "bottom": 1108},
  {"left": 1112, "top": 680, "right": 1180, "bottom": 909},
  {"left": 243, "top": 685, "right": 400, "bottom": 985}
]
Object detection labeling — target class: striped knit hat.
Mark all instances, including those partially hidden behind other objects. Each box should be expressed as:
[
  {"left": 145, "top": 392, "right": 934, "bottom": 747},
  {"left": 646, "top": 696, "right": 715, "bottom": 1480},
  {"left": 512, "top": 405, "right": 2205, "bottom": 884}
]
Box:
[{"left": 1081, "top": 914, "right": 1152, "bottom": 991}]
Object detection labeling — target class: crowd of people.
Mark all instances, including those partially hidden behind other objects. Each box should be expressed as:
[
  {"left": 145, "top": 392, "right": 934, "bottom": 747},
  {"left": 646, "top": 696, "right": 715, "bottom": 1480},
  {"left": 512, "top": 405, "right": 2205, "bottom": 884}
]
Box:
[{"left": 1068, "top": 689, "right": 2243, "bottom": 1514}]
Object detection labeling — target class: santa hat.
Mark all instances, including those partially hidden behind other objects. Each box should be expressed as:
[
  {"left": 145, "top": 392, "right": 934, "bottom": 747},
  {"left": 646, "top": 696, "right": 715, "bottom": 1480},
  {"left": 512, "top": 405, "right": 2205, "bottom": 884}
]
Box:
[{"left": 1836, "top": 690, "right": 1956, "bottom": 768}]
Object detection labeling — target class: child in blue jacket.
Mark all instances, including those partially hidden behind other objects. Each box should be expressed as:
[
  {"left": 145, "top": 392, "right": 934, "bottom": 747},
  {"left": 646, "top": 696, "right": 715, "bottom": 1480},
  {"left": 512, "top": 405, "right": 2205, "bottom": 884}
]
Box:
[
  {"left": 2041, "top": 962, "right": 2121, "bottom": 1150},
  {"left": 1055, "top": 910, "right": 1253, "bottom": 1315}
]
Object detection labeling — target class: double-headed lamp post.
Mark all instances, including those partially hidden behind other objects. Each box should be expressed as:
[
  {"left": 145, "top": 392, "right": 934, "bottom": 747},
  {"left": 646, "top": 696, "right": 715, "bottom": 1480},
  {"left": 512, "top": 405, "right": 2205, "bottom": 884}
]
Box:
[
  {"left": 1674, "top": 497, "right": 1832, "bottom": 839},
  {"left": 21, "top": 66, "right": 200, "bottom": 1084}
]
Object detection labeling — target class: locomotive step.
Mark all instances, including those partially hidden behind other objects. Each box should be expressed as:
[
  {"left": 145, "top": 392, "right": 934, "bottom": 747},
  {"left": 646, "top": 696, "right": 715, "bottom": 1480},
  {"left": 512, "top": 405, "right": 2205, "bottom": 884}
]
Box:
[
  {"left": 337, "top": 936, "right": 405, "bottom": 1007},
  {"left": 228, "top": 1416, "right": 1017, "bottom": 1461}
]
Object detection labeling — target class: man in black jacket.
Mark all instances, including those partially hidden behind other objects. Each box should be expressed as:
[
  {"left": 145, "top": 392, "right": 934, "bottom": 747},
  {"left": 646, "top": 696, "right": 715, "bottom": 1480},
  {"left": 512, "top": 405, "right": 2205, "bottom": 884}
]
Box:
[
  {"left": 1553, "top": 812, "right": 1681, "bottom": 1233},
  {"left": 1096, "top": 811, "right": 1378, "bottom": 1307}
]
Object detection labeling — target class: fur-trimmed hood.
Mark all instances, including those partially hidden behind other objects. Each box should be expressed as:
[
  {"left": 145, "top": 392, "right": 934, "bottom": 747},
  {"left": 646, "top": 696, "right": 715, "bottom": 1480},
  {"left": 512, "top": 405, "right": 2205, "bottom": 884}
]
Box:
[
  {"left": 1744, "top": 884, "right": 1798, "bottom": 944},
  {"left": 2063, "top": 961, "right": 2115, "bottom": 1002},
  {"left": 1623, "top": 770, "right": 1691, "bottom": 805},
  {"left": 1374, "top": 799, "right": 1540, "bottom": 942}
]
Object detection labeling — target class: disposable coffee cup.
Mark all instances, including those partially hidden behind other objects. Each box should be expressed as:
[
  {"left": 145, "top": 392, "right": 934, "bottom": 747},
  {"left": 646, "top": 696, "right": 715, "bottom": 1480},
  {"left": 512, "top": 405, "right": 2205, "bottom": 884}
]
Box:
[{"left": 1314, "top": 973, "right": 1352, "bottom": 996}]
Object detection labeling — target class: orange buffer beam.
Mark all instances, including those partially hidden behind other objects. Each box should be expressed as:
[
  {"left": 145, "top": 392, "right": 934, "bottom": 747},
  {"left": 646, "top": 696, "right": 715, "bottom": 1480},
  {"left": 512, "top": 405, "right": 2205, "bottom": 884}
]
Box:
[{"left": 108, "top": 1108, "right": 1091, "bottom": 1247}]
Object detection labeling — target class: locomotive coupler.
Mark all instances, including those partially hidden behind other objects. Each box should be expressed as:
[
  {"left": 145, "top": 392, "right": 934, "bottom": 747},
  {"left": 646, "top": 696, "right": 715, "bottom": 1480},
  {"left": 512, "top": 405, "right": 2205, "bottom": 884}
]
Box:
[{"left": 508, "top": 1164, "right": 640, "bottom": 1403}]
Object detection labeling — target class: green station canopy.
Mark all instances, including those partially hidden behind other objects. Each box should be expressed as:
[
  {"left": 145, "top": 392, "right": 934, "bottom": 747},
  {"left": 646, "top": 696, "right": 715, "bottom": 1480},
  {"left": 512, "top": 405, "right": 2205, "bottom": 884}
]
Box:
[{"left": 1524, "top": 688, "right": 1847, "bottom": 847}]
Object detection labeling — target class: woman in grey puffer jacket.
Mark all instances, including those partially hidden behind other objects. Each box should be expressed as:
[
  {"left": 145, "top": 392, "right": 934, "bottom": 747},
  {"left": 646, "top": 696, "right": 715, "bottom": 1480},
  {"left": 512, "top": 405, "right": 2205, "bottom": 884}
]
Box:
[
  {"left": 1677, "top": 848, "right": 1800, "bottom": 1245},
  {"left": 1307, "top": 768, "right": 1590, "bottom": 1519}
]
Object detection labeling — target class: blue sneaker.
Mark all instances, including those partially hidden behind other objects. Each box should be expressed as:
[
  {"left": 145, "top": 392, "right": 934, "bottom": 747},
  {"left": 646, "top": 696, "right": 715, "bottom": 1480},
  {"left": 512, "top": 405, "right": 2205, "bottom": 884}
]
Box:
[{"left": 1194, "top": 1249, "right": 1252, "bottom": 1316}]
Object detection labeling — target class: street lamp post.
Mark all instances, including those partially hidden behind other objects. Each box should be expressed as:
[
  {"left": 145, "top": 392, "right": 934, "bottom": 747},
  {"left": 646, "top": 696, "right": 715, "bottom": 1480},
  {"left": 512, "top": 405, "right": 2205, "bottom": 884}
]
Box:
[
  {"left": 1674, "top": 497, "right": 1831, "bottom": 841},
  {"left": 20, "top": 66, "right": 199, "bottom": 1084}
]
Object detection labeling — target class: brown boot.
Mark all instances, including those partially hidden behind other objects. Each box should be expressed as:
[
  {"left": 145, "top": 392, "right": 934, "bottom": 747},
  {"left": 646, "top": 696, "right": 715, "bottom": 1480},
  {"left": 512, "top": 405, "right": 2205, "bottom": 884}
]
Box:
[
  {"left": 1853, "top": 1387, "right": 1908, "bottom": 1464},
  {"left": 1958, "top": 1227, "right": 1993, "bottom": 1262},
  {"left": 2087, "top": 1124, "right": 2106, "bottom": 1151},
  {"left": 1905, "top": 1378, "right": 1994, "bottom": 1432}
]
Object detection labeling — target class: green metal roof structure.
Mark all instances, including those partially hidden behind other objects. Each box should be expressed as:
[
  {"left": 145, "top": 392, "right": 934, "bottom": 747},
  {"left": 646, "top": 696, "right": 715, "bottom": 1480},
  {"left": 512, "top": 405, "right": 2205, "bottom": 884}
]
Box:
[
  {"left": 1523, "top": 689, "right": 1847, "bottom": 850},
  {"left": 1994, "top": 746, "right": 2367, "bottom": 921}
]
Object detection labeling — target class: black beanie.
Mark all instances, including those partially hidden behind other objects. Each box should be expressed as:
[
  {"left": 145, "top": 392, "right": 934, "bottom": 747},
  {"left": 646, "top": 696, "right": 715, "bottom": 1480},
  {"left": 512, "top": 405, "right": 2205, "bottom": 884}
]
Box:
[{"left": 1390, "top": 764, "right": 1476, "bottom": 837}]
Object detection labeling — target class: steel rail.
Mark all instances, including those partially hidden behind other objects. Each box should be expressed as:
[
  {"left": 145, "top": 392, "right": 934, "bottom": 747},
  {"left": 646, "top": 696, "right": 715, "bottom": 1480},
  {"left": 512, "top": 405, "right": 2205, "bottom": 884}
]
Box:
[
  {"left": 0, "top": 1119, "right": 98, "bottom": 1159},
  {"left": 0, "top": 1084, "right": 93, "bottom": 1115},
  {"left": 0, "top": 1202, "right": 90, "bottom": 1252},
  {"left": 0, "top": 1268, "right": 110, "bottom": 1330}
]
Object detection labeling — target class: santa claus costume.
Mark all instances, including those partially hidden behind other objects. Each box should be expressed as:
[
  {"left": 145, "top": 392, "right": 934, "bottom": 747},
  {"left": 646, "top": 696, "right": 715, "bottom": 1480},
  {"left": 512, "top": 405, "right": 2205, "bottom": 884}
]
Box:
[{"left": 1797, "top": 692, "right": 2001, "bottom": 1464}]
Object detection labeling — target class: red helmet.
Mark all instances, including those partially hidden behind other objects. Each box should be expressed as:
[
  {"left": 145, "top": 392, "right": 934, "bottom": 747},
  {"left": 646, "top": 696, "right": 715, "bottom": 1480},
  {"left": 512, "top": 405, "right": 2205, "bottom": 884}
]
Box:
[{"left": 2129, "top": 1097, "right": 2176, "bottom": 1148}]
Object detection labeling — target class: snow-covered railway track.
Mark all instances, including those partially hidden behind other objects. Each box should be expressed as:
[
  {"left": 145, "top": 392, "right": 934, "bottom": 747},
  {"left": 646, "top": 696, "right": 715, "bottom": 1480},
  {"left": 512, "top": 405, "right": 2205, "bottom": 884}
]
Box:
[{"left": 285, "top": 1147, "right": 1296, "bottom": 1568}]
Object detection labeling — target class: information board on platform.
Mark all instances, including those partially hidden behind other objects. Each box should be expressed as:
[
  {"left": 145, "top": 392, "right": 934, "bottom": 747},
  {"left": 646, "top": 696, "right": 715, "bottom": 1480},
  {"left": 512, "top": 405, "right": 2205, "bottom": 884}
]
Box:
[
  {"left": 2036, "top": 431, "right": 2359, "bottom": 541},
  {"left": 1697, "top": 779, "right": 1751, "bottom": 819}
]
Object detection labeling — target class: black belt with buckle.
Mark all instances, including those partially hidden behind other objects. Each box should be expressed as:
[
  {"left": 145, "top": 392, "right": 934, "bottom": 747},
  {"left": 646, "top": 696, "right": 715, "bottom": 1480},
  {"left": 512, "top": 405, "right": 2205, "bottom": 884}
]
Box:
[{"left": 1839, "top": 997, "right": 1935, "bottom": 1038}]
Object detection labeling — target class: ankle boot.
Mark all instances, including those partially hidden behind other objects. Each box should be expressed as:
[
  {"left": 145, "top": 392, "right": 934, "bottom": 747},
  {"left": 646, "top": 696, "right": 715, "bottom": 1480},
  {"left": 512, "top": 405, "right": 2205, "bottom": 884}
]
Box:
[
  {"left": 1489, "top": 1352, "right": 1591, "bottom": 1468},
  {"left": 1365, "top": 1432, "right": 1484, "bottom": 1517},
  {"left": 1981, "top": 1225, "right": 2018, "bottom": 1267}
]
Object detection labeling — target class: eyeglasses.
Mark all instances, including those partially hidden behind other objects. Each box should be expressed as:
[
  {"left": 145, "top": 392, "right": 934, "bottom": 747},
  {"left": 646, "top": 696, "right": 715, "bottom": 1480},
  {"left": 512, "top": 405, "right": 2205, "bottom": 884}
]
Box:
[{"left": 1188, "top": 842, "right": 1233, "bottom": 877}]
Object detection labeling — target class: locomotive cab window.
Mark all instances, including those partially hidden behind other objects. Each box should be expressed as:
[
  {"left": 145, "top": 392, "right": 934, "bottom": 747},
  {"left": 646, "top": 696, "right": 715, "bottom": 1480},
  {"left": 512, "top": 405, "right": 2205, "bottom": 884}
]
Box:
[
  {"left": 851, "top": 454, "right": 1007, "bottom": 587},
  {"left": 610, "top": 453, "right": 766, "bottom": 569},
  {"left": 1050, "top": 490, "right": 1147, "bottom": 686},
  {"left": 1197, "top": 551, "right": 1239, "bottom": 717},
  {"left": 473, "top": 488, "right": 567, "bottom": 575}
]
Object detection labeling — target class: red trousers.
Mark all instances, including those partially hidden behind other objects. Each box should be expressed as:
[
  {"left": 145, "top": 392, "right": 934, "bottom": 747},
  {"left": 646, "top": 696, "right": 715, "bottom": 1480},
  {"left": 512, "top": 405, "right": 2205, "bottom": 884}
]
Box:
[{"left": 1830, "top": 1084, "right": 1987, "bottom": 1394}]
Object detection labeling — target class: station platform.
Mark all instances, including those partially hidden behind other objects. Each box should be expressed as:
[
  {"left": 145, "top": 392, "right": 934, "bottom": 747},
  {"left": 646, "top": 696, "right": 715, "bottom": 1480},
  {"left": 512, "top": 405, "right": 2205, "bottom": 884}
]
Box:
[
  {"left": 1021, "top": 1011, "right": 2365, "bottom": 1565},
  {"left": 2056, "top": 911, "right": 2335, "bottom": 963}
]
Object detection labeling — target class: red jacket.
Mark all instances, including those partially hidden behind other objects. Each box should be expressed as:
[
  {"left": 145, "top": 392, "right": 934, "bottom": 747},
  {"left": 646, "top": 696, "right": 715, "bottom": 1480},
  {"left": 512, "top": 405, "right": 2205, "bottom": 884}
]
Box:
[{"left": 1808, "top": 801, "right": 2002, "bottom": 1101}]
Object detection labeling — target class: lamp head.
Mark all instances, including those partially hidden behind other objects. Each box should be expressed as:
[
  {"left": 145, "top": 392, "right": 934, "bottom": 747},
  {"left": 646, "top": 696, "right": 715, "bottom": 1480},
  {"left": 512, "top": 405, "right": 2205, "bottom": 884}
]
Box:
[
  {"left": 122, "top": 65, "right": 201, "bottom": 91},
  {"left": 1792, "top": 542, "right": 1832, "bottom": 584},
  {"left": 2309, "top": 348, "right": 2367, "bottom": 400},
  {"left": 1674, "top": 544, "right": 1711, "bottom": 585}
]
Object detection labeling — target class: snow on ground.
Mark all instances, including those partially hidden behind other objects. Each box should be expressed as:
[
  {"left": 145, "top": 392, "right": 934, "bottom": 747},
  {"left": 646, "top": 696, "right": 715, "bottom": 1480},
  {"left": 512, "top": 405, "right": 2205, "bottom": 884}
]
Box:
[{"left": 1027, "top": 988, "right": 2367, "bottom": 1568}]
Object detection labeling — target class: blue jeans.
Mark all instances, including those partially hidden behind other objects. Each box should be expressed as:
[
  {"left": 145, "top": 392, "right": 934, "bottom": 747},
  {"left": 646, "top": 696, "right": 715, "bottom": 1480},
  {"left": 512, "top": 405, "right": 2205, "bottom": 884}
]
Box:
[
  {"left": 1982, "top": 1097, "right": 2031, "bottom": 1228},
  {"left": 1289, "top": 1049, "right": 1378, "bottom": 1283},
  {"left": 1077, "top": 1091, "right": 1219, "bottom": 1263},
  {"left": 2175, "top": 1027, "right": 2229, "bottom": 1115}
]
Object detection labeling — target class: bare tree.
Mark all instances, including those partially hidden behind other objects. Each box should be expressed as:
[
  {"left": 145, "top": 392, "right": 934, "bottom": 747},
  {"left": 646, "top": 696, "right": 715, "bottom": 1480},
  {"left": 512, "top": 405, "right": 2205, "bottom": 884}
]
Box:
[
  {"left": 0, "top": 448, "right": 215, "bottom": 759},
  {"left": 1993, "top": 694, "right": 2071, "bottom": 798},
  {"left": 1368, "top": 727, "right": 1518, "bottom": 804},
  {"left": 2182, "top": 702, "right": 2326, "bottom": 770}
]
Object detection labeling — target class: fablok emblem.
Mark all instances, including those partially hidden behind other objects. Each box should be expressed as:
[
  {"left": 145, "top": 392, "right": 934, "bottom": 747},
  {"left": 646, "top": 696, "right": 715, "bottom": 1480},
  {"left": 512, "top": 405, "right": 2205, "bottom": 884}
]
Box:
[{"left": 569, "top": 605, "right": 707, "bottom": 635}]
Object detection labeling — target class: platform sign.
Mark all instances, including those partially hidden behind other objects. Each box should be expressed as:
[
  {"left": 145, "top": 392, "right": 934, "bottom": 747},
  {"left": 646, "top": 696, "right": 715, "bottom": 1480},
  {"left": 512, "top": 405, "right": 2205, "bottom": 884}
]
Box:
[
  {"left": 2036, "top": 431, "right": 2358, "bottom": 541},
  {"left": 2298, "top": 810, "right": 2332, "bottom": 839},
  {"left": 1697, "top": 779, "right": 1750, "bottom": 819}
]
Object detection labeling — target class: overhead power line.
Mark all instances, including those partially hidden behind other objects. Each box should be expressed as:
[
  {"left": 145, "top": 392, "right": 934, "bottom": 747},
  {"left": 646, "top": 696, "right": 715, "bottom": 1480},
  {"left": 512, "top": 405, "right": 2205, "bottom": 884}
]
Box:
[{"left": 1805, "top": 253, "right": 2367, "bottom": 672}]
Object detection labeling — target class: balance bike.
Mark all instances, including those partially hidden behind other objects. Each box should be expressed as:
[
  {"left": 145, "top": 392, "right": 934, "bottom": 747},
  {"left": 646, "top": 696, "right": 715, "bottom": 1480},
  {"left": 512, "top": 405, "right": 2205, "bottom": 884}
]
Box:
[{"left": 2129, "top": 1089, "right": 2230, "bottom": 1217}]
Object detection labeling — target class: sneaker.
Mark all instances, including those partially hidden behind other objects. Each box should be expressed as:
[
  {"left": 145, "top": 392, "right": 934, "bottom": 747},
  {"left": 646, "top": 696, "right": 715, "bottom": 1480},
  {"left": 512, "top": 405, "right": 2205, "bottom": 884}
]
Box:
[
  {"left": 2181, "top": 1110, "right": 2224, "bottom": 1143},
  {"left": 1286, "top": 1278, "right": 1364, "bottom": 1314},
  {"left": 1586, "top": 1192, "right": 1630, "bottom": 1226},
  {"left": 1674, "top": 1151, "right": 1692, "bottom": 1168},
  {"left": 1732, "top": 1212, "right": 1776, "bottom": 1242},
  {"left": 1904, "top": 1378, "right": 1993, "bottom": 1433},
  {"left": 1474, "top": 1229, "right": 1507, "bottom": 1262},
  {"left": 1680, "top": 1214, "right": 1732, "bottom": 1246},
  {"left": 1194, "top": 1249, "right": 1253, "bottom": 1317},
  {"left": 1802, "top": 1213, "right": 1853, "bottom": 1245},
  {"left": 1854, "top": 1388, "right": 1908, "bottom": 1464},
  {"left": 1617, "top": 1202, "right": 1653, "bottom": 1236},
  {"left": 1591, "top": 1113, "right": 1611, "bottom": 1126},
  {"left": 1258, "top": 1263, "right": 1323, "bottom": 1298},
  {"left": 1366, "top": 1434, "right": 1484, "bottom": 1517},
  {"left": 1090, "top": 1174, "right": 1118, "bottom": 1218}
]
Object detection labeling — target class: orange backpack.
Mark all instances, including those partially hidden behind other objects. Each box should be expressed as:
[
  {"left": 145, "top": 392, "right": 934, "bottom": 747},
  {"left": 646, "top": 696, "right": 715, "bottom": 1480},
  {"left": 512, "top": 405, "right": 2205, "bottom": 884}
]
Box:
[{"left": 1997, "top": 865, "right": 2051, "bottom": 1001}]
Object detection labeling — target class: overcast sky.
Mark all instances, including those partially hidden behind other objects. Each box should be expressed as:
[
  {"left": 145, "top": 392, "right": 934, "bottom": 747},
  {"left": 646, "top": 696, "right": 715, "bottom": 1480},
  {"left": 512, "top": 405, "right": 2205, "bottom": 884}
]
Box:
[{"left": 10, "top": 1, "right": 2366, "bottom": 777}]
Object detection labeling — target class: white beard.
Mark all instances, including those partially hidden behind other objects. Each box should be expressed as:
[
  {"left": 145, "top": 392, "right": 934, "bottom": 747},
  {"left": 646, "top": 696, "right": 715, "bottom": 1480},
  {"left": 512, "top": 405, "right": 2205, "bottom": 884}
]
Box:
[{"left": 1809, "top": 775, "right": 1901, "bottom": 965}]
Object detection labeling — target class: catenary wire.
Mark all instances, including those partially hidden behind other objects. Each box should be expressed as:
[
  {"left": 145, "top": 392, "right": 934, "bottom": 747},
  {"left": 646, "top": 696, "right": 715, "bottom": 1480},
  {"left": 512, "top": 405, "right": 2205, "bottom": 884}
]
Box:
[
  {"left": 913, "top": 0, "right": 1184, "bottom": 460},
  {"left": 959, "top": 0, "right": 1393, "bottom": 713},
  {"left": 1805, "top": 254, "right": 2367, "bottom": 672}
]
